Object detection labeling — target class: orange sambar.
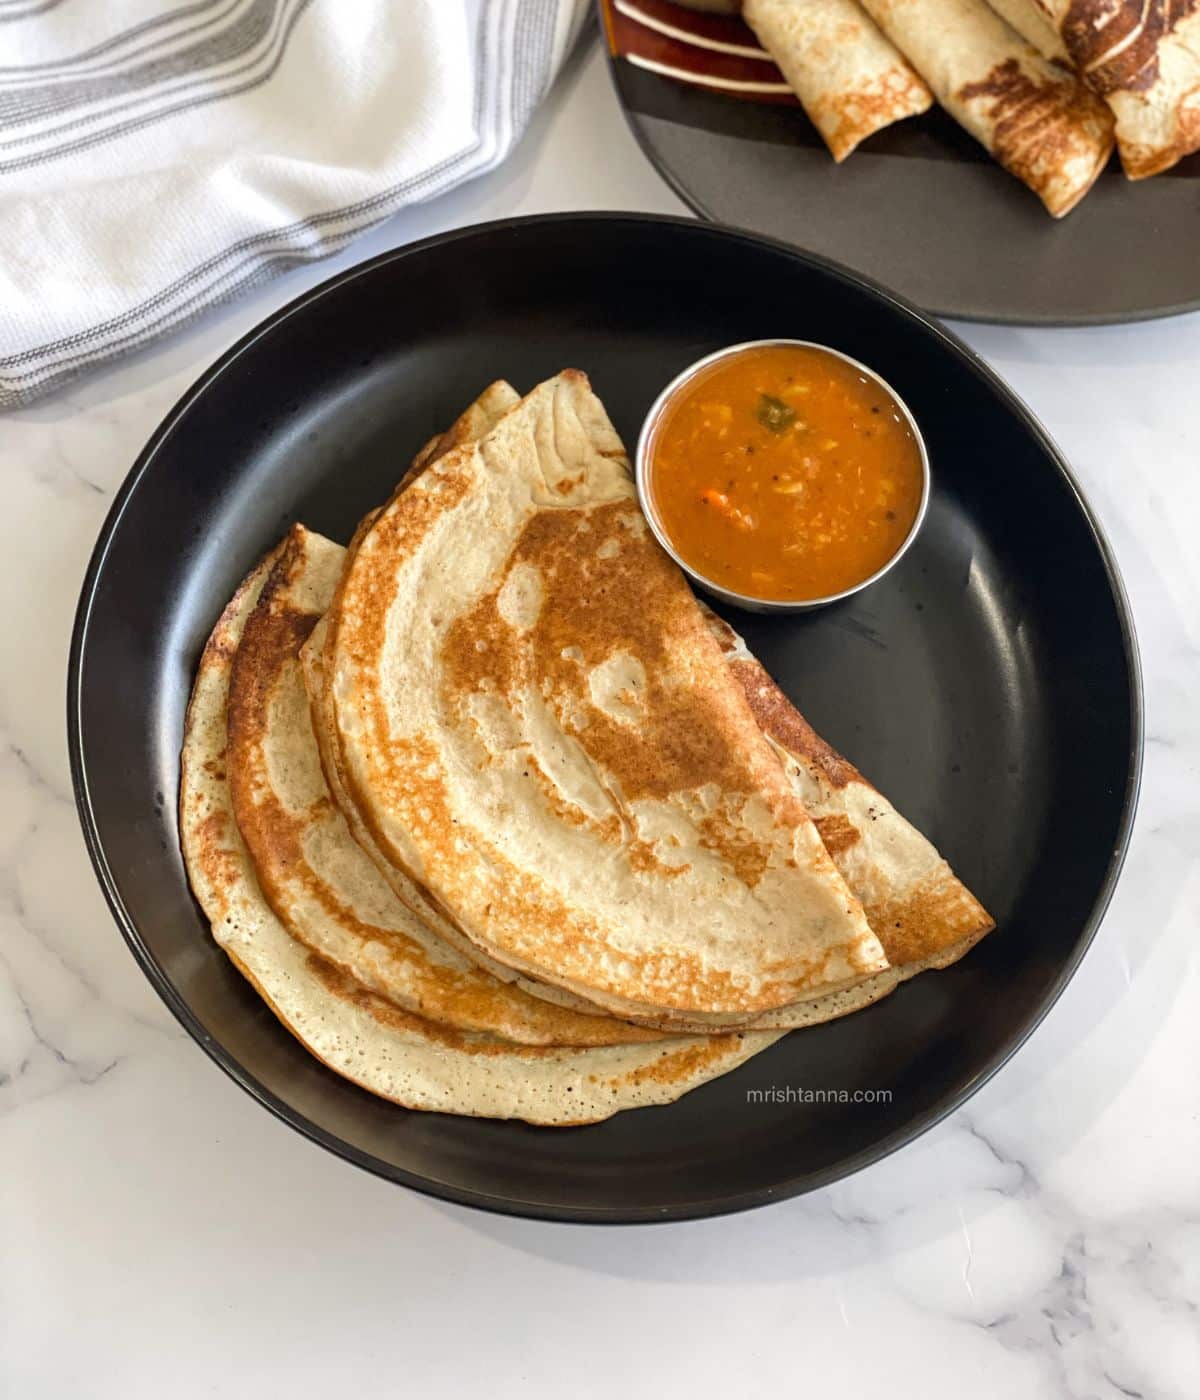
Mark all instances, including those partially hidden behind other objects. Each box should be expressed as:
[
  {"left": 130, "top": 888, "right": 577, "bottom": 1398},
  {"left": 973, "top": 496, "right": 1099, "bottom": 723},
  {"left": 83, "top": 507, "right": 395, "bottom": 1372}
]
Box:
[{"left": 644, "top": 344, "right": 925, "bottom": 602}]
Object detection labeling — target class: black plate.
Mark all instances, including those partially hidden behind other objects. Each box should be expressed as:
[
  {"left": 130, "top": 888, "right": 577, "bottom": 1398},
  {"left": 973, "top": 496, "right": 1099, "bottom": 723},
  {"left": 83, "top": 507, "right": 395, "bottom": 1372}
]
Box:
[
  {"left": 603, "top": 36, "right": 1200, "bottom": 325},
  {"left": 70, "top": 214, "right": 1141, "bottom": 1223}
]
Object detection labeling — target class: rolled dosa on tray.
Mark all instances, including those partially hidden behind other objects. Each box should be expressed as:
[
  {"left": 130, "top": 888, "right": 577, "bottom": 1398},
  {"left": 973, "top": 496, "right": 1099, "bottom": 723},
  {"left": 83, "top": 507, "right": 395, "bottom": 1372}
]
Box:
[
  {"left": 860, "top": 0, "right": 1115, "bottom": 214},
  {"left": 553, "top": 609, "right": 996, "bottom": 1036},
  {"left": 324, "top": 371, "right": 890, "bottom": 1026},
  {"left": 1037, "top": 0, "right": 1200, "bottom": 177},
  {"left": 743, "top": 0, "right": 933, "bottom": 159},
  {"left": 181, "top": 549, "right": 780, "bottom": 1126},
  {"left": 180, "top": 371, "right": 999, "bottom": 1120}
]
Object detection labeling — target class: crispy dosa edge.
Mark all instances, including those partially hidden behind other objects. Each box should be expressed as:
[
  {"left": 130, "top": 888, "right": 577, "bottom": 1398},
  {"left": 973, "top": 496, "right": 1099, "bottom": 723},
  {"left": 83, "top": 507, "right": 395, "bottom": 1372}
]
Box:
[{"left": 705, "top": 612, "right": 995, "bottom": 967}]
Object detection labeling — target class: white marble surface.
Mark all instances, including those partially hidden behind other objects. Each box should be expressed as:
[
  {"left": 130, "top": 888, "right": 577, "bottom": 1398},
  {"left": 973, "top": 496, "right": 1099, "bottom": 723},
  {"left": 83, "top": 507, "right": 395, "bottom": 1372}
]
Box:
[{"left": 2, "top": 38, "right": 1198, "bottom": 1400}]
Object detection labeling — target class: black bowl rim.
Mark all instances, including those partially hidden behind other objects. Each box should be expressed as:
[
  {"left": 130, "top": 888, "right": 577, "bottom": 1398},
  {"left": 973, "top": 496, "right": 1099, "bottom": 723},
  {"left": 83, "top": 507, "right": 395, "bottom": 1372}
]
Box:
[
  {"left": 67, "top": 211, "right": 1144, "bottom": 1224},
  {"left": 599, "top": 43, "right": 1200, "bottom": 328}
]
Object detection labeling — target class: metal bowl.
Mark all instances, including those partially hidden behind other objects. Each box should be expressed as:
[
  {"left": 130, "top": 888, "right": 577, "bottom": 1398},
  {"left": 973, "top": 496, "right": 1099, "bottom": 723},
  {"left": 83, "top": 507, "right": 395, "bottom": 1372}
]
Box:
[{"left": 635, "top": 338, "right": 932, "bottom": 613}]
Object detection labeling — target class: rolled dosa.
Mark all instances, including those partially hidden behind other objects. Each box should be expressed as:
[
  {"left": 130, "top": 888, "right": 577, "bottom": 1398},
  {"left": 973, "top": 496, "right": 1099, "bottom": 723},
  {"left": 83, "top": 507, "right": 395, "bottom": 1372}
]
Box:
[
  {"left": 860, "top": 0, "right": 1114, "bottom": 213},
  {"left": 227, "top": 524, "right": 666, "bottom": 1047},
  {"left": 1037, "top": 0, "right": 1200, "bottom": 177},
  {"left": 744, "top": 0, "right": 934, "bottom": 159}
]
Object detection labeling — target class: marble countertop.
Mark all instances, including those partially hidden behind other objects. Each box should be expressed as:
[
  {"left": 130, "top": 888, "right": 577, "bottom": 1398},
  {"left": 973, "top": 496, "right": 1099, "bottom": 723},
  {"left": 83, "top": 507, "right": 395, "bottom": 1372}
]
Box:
[{"left": 3, "top": 39, "right": 1197, "bottom": 1400}]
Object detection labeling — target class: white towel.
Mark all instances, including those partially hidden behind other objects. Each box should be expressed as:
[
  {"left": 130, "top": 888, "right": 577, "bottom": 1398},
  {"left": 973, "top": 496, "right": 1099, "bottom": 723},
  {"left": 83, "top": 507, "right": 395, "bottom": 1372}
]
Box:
[{"left": 0, "top": 0, "right": 589, "bottom": 409}]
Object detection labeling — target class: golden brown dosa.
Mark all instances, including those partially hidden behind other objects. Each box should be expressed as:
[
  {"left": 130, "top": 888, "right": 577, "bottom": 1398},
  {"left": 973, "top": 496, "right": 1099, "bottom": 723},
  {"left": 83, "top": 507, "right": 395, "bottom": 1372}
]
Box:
[
  {"left": 861, "top": 0, "right": 1115, "bottom": 214},
  {"left": 323, "top": 371, "right": 888, "bottom": 1022},
  {"left": 226, "top": 524, "right": 665, "bottom": 1046},
  {"left": 180, "top": 551, "right": 780, "bottom": 1125}
]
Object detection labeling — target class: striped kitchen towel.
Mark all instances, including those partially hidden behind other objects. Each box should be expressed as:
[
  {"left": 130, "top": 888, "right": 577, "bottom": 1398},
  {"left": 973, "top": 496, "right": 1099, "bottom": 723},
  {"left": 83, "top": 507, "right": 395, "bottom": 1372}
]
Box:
[{"left": 0, "top": 0, "right": 589, "bottom": 409}]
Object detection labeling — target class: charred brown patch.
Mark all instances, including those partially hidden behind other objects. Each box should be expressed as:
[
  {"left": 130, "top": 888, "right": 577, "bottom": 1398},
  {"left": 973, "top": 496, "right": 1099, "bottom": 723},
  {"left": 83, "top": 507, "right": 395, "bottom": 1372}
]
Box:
[
  {"left": 305, "top": 952, "right": 608, "bottom": 1059},
  {"left": 436, "top": 499, "right": 806, "bottom": 909},
  {"left": 611, "top": 1034, "right": 746, "bottom": 1089},
  {"left": 1063, "top": 0, "right": 1198, "bottom": 95},
  {"left": 190, "top": 809, "right": 240, "bottom": 918},
  {"left": 625, "top": 838, "right": 691, "bottom": 881},
  {"left": 207, "top": 633, "right": 238, "bottom": 664},
  {"left": 958, "top": 58, "right": 1112, "bottom": 203},
  {"left": 226, "top": 537, "right": 321, "bottom": 794},
  {"left": 814, "top": 813, "right": 862, "bottom": 857},
  {"left": 696, "top": 809, "right": 773, "bottom": 889},
  {"left": 443, "top": 501, "right": 794, "bottom": 812}
]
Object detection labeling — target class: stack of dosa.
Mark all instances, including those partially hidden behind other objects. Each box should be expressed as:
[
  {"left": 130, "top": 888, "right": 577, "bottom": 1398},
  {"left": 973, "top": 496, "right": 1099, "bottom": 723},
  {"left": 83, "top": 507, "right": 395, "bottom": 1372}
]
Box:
[{"left": 180, "top": 372, "right": 993, "bottom": 1126}]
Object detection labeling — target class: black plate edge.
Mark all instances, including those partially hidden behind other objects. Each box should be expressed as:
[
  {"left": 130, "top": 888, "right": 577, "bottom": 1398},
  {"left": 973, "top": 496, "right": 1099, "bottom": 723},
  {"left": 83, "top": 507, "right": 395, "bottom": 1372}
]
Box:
[
  {"left": 67, "top": 212, "right": 1145, "bottom": 1224},
  {"left": 598, "top": 43, "right": 1200, "bottom": 329}
]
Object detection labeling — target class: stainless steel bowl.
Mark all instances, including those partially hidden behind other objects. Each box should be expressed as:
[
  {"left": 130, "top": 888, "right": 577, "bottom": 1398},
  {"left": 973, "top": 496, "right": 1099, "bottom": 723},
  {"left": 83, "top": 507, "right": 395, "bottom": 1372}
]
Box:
[{"left": 635, "top": 339, "right": 932, "bottom": 613}]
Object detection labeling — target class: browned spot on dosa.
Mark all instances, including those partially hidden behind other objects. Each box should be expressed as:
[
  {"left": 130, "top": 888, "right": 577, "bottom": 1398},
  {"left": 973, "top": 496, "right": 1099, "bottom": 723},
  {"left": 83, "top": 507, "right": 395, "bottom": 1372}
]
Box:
[
  {"left": 610, "top": 1034, "right": 749, "bottom": 1089},
  {"left": 814, "top": 813, "right": 862, "bottom": 857},
  {"left": 1063, "top": 0, "right": 1198, "bottom": 96},
  {"left": 305, "top": 952, "right": 529, "bottom": 1055},
  {"left": 958, "top": 59, "right": 1110, "bottom": 194},
  {"left": 813, "top": 67, "right": 933, "bottom": 162},
  {"left": 191, "top": 809, "right": 240, "bottom": 919},
  {"left": 306, "top": 952, "right": 672, "bottom": 1061},
  {"left": 866, "top": 879, "right": 994, "bottom": 967},
  {"left": 439, "top": 499, "right": 810, "bottom": 875},
  {"left": 724, "top": 656, "right": 864, "bottom": 792}
]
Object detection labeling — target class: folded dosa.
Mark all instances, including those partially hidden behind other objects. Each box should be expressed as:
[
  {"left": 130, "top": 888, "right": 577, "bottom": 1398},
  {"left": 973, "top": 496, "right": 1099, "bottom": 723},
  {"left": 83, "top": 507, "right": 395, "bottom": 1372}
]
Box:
[
  {"left": 744, "top": 0, "right": 933, "bottom": 159},
  {"left": 227, "top": 525, "right": 664, "bottom": 1046},
  {"left": 410, "top": 389, "right": 992, "bottom": 1033},
  {"left": 509, "top": 611, "right": 996, "bottom": 1035},
  {"left": 708, "top": 615, "right": 995, "bottom": 968},
  {"left": 316, "top": 379, "right": 990, "bottom": 1039},
  {"left": 181, "top": 550, "right": 778, "bottom": 1124},
  {"left": 1038, "top": 0, "right": 1200, "bottom": 177},
  {"left": 861, "top": 0, "right": 1114, "bottom": 214},
  {"left": 304, "top": 385, "right": 643, "bottom": 1024},
  {"left": 325, "top": 371, "right": 887, "bottom": 1021}
]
